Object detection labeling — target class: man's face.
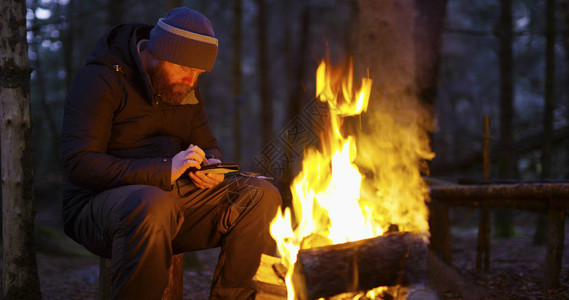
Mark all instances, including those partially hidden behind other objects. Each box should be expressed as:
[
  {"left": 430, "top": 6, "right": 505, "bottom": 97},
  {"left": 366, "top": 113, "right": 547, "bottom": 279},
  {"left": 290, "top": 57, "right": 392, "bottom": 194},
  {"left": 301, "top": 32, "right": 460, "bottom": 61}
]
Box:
[{"left": 147, "top": 60, "right": 205, "bottom": 105}]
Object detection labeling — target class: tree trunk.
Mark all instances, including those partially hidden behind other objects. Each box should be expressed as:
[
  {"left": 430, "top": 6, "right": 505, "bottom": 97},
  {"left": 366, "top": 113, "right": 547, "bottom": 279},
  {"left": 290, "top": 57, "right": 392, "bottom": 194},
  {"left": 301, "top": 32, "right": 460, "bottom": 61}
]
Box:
[
  {"left": 354, "top": 0, "right": 417, "bottom": 96},
  {"left": 542, "top": 0, "right": 556, "bottom": 181},
  {"left": 535, "top": 0, "right": 557, "bottom": 246},
  {"left": 256, "top": 0, "right": 273, "bottom": 156},
  {"left": 414, "top": 0, "right": 448, "bottom": 108},
  {"left": 562, "top": 0, "right": 569, "bottom": 179},
  {"left": 497, "top": 0, "right": 516, "bottom": 180},
  {"left": 0, "top": 1, "right": 42, "bottom": 299},
  {"left": 279, "top": 5, "right": 312, "bottom": 209},
  {"left": 287, "top": 7, "right": 311, "bottom": 132},
  {"left": 31, "top": 0, "right": 62, "bottom": 172},
  {"left": 232, "top": 0, "right": 243, "bottom": 163},
  {"left": 353, "top": 0, "right": 446, "bottom": 120},
  {"left": 353, "top": 0, "right": 446, "bottom": 258},
  {"left": 62, "top": 0, "right": 75, "bottom": 90},
  {"left": 495, "top": 0, "right": 516, "bottom": 238}
]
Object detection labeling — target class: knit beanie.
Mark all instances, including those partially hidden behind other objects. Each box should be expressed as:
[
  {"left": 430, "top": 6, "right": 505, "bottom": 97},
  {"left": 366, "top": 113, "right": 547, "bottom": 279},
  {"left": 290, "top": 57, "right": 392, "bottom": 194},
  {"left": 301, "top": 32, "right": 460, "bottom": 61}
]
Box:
[{"left": 148, "top": 7, "right": 218, "bottom": 72}]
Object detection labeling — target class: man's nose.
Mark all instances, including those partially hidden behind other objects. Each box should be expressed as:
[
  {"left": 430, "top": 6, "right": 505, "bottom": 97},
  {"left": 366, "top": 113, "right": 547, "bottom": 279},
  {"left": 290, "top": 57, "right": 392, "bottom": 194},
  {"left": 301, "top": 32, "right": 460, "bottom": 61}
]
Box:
[{"left": 182, "top": 72, "right": 199, "bottom": 86}]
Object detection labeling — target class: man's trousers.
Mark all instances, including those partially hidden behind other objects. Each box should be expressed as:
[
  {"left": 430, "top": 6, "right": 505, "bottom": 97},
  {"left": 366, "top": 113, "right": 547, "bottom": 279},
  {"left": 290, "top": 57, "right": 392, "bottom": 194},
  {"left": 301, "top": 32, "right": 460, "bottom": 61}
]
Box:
[{"left": 71, "top": 174, "right": 282, "bottom": 299}]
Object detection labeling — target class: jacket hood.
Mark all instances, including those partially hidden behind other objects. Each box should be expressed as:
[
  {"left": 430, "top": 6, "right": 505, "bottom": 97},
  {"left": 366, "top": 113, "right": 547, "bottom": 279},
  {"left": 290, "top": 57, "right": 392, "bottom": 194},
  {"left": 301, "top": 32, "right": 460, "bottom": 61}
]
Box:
[{"left": 85, "top": 23, "right": 153, "bottom": 98}]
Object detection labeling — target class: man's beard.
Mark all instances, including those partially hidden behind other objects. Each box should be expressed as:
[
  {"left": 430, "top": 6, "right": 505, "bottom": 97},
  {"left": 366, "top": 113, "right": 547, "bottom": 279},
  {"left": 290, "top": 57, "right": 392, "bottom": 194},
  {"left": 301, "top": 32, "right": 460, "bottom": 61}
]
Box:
[{"left": 147, "top": 62, "right": 195, "bottom": 105}]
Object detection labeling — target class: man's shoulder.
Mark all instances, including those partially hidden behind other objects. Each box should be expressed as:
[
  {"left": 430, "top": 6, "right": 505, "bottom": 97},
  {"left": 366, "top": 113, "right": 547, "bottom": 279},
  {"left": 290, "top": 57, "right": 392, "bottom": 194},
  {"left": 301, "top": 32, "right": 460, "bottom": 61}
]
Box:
[
  {"left": 66, "top": 64, "right": 128, "bottom": 106},
  {"left": 74, "top": 63, "right": 125, "bottom": 86}
]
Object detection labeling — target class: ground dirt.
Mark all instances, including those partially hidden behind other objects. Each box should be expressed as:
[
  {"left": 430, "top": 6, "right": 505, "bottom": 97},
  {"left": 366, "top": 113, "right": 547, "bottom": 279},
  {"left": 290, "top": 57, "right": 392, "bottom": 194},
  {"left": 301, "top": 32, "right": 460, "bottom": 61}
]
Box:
[
  {"left": 436, "top": 211, "right": 569, "bottom": 300},
  {"left": 4, "top": 216, "right": 569, "bottom": 299}
]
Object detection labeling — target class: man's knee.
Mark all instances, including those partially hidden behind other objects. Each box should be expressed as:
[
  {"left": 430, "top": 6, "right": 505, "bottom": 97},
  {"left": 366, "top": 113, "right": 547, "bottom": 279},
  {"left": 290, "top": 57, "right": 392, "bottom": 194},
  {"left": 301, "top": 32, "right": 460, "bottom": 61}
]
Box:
[
  {"left": 257, "top": 179, "right": 282, "bottom": 215},
  {"left": 221, "top": 177, "right": 281, "bottom": 228},
  {"left": 240, "top": 177, "right": 281, "bottom": 219},
  {"left": 120, "top": 186, "right": 180, "bottom": 232}
]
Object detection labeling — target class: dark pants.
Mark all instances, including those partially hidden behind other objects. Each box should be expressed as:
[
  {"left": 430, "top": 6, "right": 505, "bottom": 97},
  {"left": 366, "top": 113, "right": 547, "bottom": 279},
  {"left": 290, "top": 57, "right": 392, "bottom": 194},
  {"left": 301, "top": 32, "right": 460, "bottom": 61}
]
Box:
[{"left": 72, "top": 175, "right": 281, "bottom": 299}]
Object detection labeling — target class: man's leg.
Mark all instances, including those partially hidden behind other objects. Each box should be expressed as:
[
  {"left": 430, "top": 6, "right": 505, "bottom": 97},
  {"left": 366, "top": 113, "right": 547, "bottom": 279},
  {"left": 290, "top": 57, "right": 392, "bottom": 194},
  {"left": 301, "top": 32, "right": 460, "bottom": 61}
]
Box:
[
  {"left": 172, "top": 175, "right": 281, "bottom": 300},
  {"left": 73, "top": 185, "right": 183, "bottom": 299}
]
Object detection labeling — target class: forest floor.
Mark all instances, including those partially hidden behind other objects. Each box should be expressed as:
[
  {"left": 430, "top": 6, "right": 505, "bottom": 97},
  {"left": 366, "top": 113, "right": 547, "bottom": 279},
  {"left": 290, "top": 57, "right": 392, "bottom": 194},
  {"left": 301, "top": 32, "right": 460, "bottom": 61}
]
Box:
[
  {"left": 2, "top": 212, "right": 569, "bottom": 299},
  {"left": 440, "top": 224, "right": 569, "bottom": 300}
]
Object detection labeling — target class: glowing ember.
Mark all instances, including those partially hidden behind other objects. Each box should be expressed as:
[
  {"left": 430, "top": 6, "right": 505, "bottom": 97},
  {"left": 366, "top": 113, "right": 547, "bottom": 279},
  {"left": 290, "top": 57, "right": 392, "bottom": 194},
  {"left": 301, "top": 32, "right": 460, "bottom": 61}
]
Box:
[{"left": 270, "top": 57, "right": 434, "bottom": 299}]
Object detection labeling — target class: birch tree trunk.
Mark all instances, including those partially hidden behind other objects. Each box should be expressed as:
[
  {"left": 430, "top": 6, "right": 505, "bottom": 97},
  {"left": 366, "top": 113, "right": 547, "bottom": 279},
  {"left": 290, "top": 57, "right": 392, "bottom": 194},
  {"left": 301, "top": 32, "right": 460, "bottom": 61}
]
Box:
[{"left": 0, "top": 0, "right": 42, "bottom": 299}]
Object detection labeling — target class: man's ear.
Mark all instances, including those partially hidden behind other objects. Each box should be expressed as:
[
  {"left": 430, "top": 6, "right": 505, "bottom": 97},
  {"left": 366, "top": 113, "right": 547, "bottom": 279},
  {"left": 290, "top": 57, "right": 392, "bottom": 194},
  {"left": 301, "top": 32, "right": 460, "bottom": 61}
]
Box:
[
  {"left": 148, "top": 53, "right": 162, "bottom": 69},
  {"left": 140, "top": 49, "right": 161, "bottom": 71}
]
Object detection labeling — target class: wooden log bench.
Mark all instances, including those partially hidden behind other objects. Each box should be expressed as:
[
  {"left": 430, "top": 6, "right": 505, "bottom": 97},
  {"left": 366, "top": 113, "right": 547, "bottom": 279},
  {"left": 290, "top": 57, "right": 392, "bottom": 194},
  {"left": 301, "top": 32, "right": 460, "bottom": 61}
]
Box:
[
  {"left": 429, "top": 183, "right": 569, "bottom": 290},
  {"left": 99, "top": 253, "right": 184, "bottom": 300}
]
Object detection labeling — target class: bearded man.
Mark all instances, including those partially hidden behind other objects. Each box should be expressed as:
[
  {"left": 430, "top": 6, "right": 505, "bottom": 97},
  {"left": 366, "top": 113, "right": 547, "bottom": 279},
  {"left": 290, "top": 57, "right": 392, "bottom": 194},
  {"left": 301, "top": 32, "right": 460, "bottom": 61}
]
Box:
[{"left": 61, "top": 7, "right": 281, "bottom": 299}]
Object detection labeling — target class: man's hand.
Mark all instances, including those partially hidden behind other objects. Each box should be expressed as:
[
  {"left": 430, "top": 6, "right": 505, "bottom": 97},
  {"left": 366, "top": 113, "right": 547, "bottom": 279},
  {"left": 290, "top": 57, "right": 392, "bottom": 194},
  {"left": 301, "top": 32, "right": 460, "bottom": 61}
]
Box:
[
  {"left": 188, "top": 157, "right": 224, "bottom": 189},
  {"left": 171, "top": 144, "right": 206, "bottom": 184}
]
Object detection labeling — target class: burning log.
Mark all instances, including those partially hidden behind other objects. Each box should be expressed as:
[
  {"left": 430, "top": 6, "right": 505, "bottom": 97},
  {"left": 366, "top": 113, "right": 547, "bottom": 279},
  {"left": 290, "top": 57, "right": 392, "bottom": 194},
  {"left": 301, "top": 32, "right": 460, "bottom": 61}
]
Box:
[{"left": 292, "top": 232, "right": 429, "bottom": 300}]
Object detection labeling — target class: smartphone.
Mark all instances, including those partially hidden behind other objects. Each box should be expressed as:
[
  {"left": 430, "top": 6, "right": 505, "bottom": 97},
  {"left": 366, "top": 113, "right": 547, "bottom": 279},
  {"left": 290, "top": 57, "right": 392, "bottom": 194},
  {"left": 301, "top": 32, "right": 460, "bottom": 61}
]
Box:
[{"left": 188, "top": 162, "right": 240, "bottom": 174}]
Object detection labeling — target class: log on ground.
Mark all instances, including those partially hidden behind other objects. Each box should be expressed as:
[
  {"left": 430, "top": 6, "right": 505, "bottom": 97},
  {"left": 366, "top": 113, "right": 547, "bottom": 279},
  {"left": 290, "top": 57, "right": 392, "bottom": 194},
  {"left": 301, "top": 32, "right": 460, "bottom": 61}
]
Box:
[
  {"left": 253, "top": 254, "right": 287, "bottom": 298},
  {"left": 292, "top": 232, "right": 429, "bottom": 300}
]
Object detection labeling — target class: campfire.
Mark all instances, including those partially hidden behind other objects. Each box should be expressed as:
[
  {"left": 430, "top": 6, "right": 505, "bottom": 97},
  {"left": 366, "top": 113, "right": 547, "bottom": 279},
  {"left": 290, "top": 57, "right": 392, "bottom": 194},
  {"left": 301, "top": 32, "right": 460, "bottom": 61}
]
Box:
[{"left": 268, "top": 57, "right": 435, "bottom": 299}]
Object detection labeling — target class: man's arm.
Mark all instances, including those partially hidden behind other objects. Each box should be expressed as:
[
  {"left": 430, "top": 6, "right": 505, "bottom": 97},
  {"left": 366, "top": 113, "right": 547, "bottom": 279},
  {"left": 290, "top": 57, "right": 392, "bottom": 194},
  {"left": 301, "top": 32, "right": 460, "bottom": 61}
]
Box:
[{"left": 62, "top": 65, "right": 172, "bottom": 191}]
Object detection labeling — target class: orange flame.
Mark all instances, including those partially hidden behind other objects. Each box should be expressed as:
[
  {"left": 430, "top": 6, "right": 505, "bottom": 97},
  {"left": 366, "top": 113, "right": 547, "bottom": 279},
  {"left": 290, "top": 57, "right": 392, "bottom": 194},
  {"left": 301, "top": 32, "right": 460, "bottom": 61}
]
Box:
[{"left": 270, "top": 58, "right": 433, "bottom": 299}]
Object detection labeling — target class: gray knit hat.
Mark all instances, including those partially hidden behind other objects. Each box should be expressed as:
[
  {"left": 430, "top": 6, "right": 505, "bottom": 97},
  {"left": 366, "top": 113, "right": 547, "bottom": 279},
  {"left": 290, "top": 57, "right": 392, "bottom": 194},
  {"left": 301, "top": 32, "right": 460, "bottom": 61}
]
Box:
[{"left": 148, "top": 7, "right": 218, "bottom": 71}]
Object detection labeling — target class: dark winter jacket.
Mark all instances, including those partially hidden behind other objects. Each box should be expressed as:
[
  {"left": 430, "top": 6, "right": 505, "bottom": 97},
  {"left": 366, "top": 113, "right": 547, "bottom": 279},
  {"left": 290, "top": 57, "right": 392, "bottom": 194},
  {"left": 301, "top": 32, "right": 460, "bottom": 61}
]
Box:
[{"left": 61, "top": 23, "right": 221, "bottom": 241}]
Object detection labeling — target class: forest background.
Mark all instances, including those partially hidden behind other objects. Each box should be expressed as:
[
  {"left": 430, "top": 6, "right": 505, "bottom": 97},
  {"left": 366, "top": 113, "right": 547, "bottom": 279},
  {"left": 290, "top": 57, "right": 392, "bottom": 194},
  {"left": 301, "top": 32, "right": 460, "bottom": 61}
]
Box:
[{"left": 1, "top": 0, "right": 569, "bottom": 297}]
